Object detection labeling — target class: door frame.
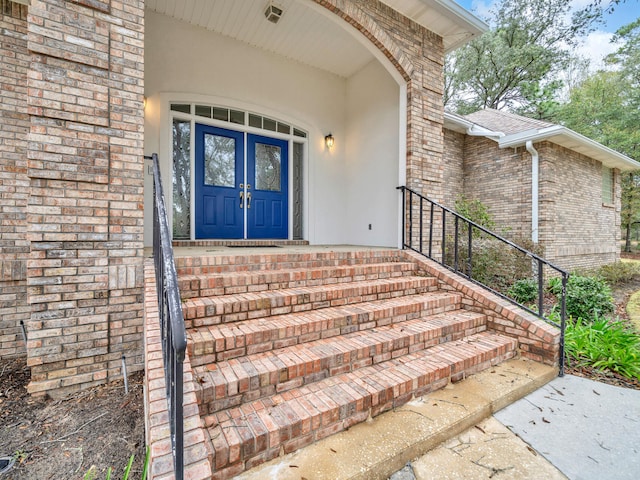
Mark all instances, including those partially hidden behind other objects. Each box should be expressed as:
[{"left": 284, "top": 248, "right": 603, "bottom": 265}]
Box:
[{"left": 164, "top": 99, "right": 309, "bottom": 241}]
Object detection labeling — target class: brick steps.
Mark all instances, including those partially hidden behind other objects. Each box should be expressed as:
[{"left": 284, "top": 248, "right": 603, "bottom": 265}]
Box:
[
  {"left": 203, "top": 331, "right": 518, "bottom": 477},
  {"left": 178, "top": 261, "right": 419, "bottom": 298},
  {"left": 194, "top": 310, "right": 487, "bottom": 415},
  {"left": 167, "top": 248, "right": 545, "bottom": 479},
  {"left": 183, "top": 274, "right": 438, "bottom": 328},
  {"left": 174, "top": 249, "right": 404, "bottom": 276},
  {"left": 186, "top": 291, "right": 463, "bottom": 361}
]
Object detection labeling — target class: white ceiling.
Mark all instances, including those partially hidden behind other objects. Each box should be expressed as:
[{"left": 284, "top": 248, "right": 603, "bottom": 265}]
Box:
[
  {"left": 145, "top": 0, "right": 485, "bottom": 78},
  {"left": 145, "top": 0, "right": 376, "bottom": 78}
]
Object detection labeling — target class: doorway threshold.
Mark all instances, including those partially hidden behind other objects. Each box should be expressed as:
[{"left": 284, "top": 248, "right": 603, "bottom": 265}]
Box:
[{"left": 172, "top": 239, "right": 309, "bottom": 248}]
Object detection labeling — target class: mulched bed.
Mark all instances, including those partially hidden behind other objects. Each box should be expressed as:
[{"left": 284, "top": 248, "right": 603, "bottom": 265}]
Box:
[{"left": 0, "top": 358, "right": 145, "bottom": 480}]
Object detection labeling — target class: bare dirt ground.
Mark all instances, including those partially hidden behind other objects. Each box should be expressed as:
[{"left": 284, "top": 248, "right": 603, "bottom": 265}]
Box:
[
  {"left": 0, "top": 359, "right": 145, "bottom": 480},
  {"left": 1, "top": 267, "right": 639, "bottom": 479}
]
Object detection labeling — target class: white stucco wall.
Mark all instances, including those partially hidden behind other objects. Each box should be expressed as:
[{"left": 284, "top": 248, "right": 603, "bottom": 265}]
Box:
[
  {"left": 143, "top": 10, "right": 401, "bottom": 246},
  {"left": 345, "top": 60, "right": 400, "bottom": 247}
]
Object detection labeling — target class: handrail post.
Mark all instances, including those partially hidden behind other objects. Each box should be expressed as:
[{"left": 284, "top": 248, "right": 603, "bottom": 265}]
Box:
[
  {"left": 400, "top": 187, "right": 406, "bottom": 248},
  {"left": 441, "top": 209, "right": 446, "bottom": 265},
  {"left": 408, "top": 190, "right": 413, "bottom": 249},
  {"left": 454, "top": 216, "right": 459, "bottom": 272},
  {"left": 559, "top": 272, "right": 568, "bottom": 377},
  {"left": 467, "top": 222, "right": 473, "bottom": 278},
  {"left": 428, "top": 203, "right": 434, "bottom": 258},
  {"left": 537, "top": 260, "right": 544, "bottom": 317},
  {"left": 419, "top": 196, "right": 423, "bottom": 253}
]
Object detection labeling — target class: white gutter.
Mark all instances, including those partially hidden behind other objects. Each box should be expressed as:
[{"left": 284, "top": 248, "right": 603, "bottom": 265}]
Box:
[
  {"left": 526, "top": 141, "right": 539, "bottom": 244},
  {"left": 499, "top": 126, "right": 640, "bottom": 171},
  {"left": 443, "top": 112, "right": 505, "bottom": 139},
  {"left": 467, "top": 124, "right": 505, "bottom": 138}
]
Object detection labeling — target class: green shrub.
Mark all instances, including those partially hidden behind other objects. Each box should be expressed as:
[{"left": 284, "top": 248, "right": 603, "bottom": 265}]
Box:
[
  {"left": 454, "top": 195, "right": 496, "bottom": 231},
  {"left": 507, "top": 278, "right": 538, "bottom": 304},
  {"left": 565, "top": 316, "right": 640, "bottom": 380},
  {"left": 550, "top": 275, "right": 614, "bottom": 321},
  {"left": 547, "top": 276, "right": 562, "bottom": 296},
  {"left": 594, "top": 261, "right": 640, "bottom": 286}
]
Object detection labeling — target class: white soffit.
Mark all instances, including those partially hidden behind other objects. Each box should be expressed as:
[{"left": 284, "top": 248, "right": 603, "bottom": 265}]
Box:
[{"left": 380, "top": 0, "right": 487, "bottom": 52}]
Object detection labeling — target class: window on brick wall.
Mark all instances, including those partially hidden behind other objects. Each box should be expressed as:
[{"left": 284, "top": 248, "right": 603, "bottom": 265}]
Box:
[{"left": 602, "top": 166, "right": 614, "bottom": 204}]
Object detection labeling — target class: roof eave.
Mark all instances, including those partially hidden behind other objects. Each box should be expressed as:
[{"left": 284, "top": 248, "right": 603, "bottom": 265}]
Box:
[
  {"left": 381, "top": 0, "right": 488, "bottom": 53},
  {"left": 431, "top": 0, "right": 489, "bottom": 52},
  {"left": 443, "top": 111, "right": 504, "bottom": 139},
  {"left": 498, "top": 127, "right": 640, "bottom": 171}
]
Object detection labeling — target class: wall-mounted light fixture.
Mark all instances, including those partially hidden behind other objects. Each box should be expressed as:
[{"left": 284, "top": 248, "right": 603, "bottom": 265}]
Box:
[
  {"left": 143, "top": 96, "right": 147, "bottom": 109},
  {"left": 325, "top": 133, "right": 334, "bottom": 149}
]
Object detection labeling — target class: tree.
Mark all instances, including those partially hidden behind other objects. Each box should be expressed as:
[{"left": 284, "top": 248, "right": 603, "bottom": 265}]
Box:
[
  {"left": 446, "top": 0, "right": 603, "bottom": 116},
  {"left": 556, "top": 19, "right": 640, "bottom": 252}
]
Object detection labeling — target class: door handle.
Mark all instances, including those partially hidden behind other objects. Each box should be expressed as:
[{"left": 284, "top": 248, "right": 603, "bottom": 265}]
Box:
[
  {"left": 239, "top": 190, "right": 244, "bottom": 209},
  {"left": 247, "top": 191, "right": 252, "bottom": 209}
]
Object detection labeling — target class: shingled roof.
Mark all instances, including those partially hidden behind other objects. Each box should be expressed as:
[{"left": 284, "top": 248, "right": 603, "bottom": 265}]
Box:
[
  {"left": 443, "top": 109, "right": 640, "bottom": 171},
  {"left": 463, "top": 109, "right": 553, "bottom": 135}
]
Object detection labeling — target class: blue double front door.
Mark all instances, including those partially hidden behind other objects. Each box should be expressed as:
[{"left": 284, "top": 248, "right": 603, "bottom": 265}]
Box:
[{"left": 194, "top": 124, "right": 289, "bottom": 239}]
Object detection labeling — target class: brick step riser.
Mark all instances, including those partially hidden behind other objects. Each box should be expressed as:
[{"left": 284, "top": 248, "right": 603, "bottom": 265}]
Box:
[
  {"left": 187, "top": 293, "right": 463, "bottom": 365},
  {"left": 204, "top": 334, "right": 518, "bottom": 478},
  {"left": 174, "top": 250, "right": 404, "bottom": 276},
  {"left": 182, "top": 276, "right": 437, "bottom": 326},
  {"left": 178, "top": 262, "right": 419, "bottom": 299},
  {"left": 195, "top": 314, "right": 488, "bottom": 415}
]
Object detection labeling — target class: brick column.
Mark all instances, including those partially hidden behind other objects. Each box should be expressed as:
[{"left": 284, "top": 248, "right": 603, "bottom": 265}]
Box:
[
  {"left": 0, "top": 0, "right": 30, "bottom": 359},
  {"left": 25, "top": 0, "right": 145, "bottom": 397}
]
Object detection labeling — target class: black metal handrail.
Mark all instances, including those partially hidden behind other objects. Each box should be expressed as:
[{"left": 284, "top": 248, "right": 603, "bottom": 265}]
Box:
[
  {"left": 397, "top": 186, "right": 568, "bottom": 375},
  {"left": 148, "top": 153, "right": 187, "bottom": 479}
]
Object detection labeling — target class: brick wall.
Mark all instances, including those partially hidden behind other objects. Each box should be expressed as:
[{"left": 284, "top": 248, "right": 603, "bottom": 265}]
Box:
[
  {"left": 462, "top": 136, "right": 532, "bottom": 239},
  {"left": 442, "top": 131, "right": 621, "bottom": 271},
  {"left": 442, "top": 128, "right": 464, "bottom": 208},
  {"left": 24, "top": 0, "right": 145, "bottom": 397},
  {"left": 537, "top": 142, "right": 620, "bottom": 270},
  {"left": 0, "top": 0, "right": 30, "bottom": 359}
]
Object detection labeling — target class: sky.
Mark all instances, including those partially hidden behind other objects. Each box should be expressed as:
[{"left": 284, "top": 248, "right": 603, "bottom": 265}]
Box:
[{"left": 454, "top": 0, "right": 640, "bottom": 69}]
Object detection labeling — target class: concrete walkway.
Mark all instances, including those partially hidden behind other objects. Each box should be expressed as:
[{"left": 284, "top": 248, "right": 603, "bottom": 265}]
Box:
[
  {"left": 495, "top": 375, "right": 640, "bottom": 480},
  {"left": 401, "top": 374, "right": 640, "bottom": 480}
]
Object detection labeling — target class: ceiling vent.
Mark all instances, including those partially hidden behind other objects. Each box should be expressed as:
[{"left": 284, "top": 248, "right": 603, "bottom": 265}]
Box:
[{"left": 264, "top": 3, "right": 283, "bottom": 24}]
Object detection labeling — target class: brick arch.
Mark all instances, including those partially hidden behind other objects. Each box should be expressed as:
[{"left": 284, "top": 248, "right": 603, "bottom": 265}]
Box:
[{"left": 312, "top": 0, "right": 414, "bottom": 82}]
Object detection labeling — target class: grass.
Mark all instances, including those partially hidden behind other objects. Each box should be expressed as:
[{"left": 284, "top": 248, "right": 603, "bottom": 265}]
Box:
[
  {"left": 83, "top": 447, "right": 149, "bottom": 480},
  {"left": 565, "top": 316, "right": 640, "bottom": 380}
]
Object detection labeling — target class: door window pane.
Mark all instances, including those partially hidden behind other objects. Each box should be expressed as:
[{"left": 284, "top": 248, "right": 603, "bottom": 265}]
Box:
[
  {"left": 172, "top": 119, "right": 191, "bottom": 239},
  {"left": 255, "top": 143, "right": 281, "bottom": 192},
  {"left": 204, "top": 134, "right": 236, "bottom": 187}
]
